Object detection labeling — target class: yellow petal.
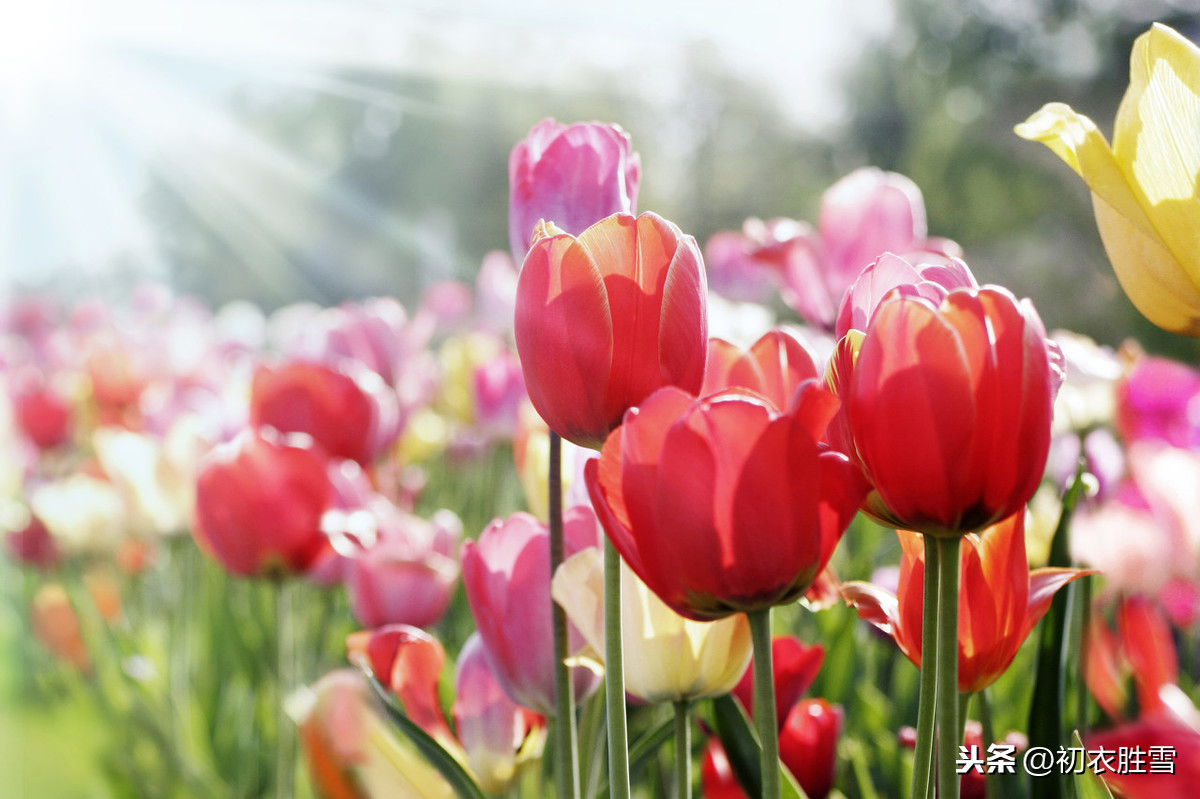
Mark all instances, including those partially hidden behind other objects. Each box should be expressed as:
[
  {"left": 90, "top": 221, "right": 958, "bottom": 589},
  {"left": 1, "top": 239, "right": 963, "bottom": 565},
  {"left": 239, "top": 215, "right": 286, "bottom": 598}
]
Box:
[
  {"left": 1092, "top": 192, "right": 1200, "bottom": 335},
  {"left": 1113, "top": 23, "right": 1200, "bottom": 296},
  {"left": 1015, "top": 102, "right": 1157, "bottom": 239}
]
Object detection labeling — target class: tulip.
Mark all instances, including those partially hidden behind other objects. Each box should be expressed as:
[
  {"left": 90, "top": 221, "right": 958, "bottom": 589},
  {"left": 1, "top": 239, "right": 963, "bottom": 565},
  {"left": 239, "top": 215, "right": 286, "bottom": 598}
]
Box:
[
  {"left": 1115, "top": 354, "right": 1200, "bottom": 449},
  {"left": 586, "top": 384, "right": 868, "bottom": 622},
  {"left": 701, "top": 329, "right": 819, "bottom": 411},
  {"left": 840, "top": 285, "right": 1058, "bottom": 536},
  {"left": 730, "top": 636, "right": 825, "bottom": 728},
  {"left": 508, "top": 118, "right": 640, "bottom": 262},
  {"left": 702, "top": 219, "right": 792, "bottom": 303},
  {"left": 453, "top": 634, "right": 545, "bottom": 794},
  {"left": 346, "top": 505, "right": 460, "bottom": 630},
  {"left": 700, "top": 699, "right": 842, "bottom": 799},
  {"left": 294, "top": 669, "right": 455, "bottom": 799},
  {"left": 30, "top": 473, "right": 127, "bottom": 555},
  {"left": 31, "top": 583, "right": 90, "bottom": 673},
  {"left": 514, "top": 213, "right": 708, "bottom": 449},
  {"left": 12, "top": 383, "right": 71, "bottom": 449},
  {"left": 1087, "top": 715, "right": 1200, "bottom": 799},
  {"left": 192, "top": 429, "right": 332, "bottom": 578},
  {"left": 551, "top": 546, "right": 752, "bottom": 703},
  {"left": 250, "top": 361, "right": 398, "bottom": 465},
  {"left": 841, "top": 513, "right": 1091, "bottom": 692},
  {"left": 772, "top": 169, "right": 961, "bottom": 330},
  {"left": 833, "top": 252, "right": 978, "bottom": 340},
  {"left": 6, "top": 513, "right": 61, "bottom": 570},
  {"left": 461, "top": 509, "right": 602, "bottom": 715},
  {"left": 1016, "top": 24, "right": 1200, "bottom": 335}
]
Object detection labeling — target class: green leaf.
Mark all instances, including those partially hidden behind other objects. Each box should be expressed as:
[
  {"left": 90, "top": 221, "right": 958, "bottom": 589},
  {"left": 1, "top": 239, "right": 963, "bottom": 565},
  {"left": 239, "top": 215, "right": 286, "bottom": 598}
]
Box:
[
  {"left": 1071, "top": 731, "right": 1115, "bottom": 799},
  {"left": 596, "top": 712, "right": 674, "bottom": 799},
  {"left": 711, "top": 694, "right": 810, "bottom": 799},
  {"left": 364, "top": 669, "right": 486, "bottom": 799},
  {"left": 1028, "top": 458, "right": 1090, "bottom": 799}
]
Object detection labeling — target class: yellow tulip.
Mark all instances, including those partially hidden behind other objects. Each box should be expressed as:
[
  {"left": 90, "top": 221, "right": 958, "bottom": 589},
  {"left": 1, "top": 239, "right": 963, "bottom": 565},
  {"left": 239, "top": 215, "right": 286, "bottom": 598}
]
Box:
[
  {"left": 1016, "top": 23, "right": 1200, "bottom": 335},
  {"left": 551, "top": 548, "right": 752, "bottom": 704}
]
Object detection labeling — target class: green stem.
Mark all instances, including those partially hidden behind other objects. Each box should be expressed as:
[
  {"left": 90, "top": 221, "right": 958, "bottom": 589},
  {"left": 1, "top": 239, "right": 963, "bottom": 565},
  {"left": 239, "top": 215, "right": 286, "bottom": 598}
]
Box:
[
  {"left": 274, "top": 578, "right": 295, "bottom": 799},
  {"left": 978, "top": 689, "right": 1004, "bottom": 799},
  {"left": 935, "top": 536, "right": 962, "bottom": 799},
  {"left": 549, "top": 432, "right": 581, "bottom": 799},
  {"left": 605, "top": 539, "right": 632, "bottom": 799},
  {"left": 911, "top": 533, "right": 941, "bottom": 799},
  {"left": 674, "top": 700, "right": 691, "bottom": 799},
  {"left": 748, "top": 608, "right": 780, "bottom": 799}
]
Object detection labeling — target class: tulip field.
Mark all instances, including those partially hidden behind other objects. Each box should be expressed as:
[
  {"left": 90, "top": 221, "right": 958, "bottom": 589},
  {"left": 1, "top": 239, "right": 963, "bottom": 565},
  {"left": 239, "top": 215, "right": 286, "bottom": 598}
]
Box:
[{"left": 5, "top": 18, "right": 1200, "bottom": 799}]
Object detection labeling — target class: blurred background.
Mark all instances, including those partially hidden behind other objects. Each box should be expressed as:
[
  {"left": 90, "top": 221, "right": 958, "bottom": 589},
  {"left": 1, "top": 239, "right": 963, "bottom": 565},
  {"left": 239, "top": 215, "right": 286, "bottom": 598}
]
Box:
[{"left": 4, "top": 0, "right": 1199, "bottom": 356}]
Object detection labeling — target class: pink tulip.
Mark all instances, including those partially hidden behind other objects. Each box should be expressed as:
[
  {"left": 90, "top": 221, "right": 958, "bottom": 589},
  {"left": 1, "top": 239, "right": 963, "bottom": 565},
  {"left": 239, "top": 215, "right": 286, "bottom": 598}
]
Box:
[
  {"left": 508, "top": 118, "right": 640, "bottom": 262},
  {"left": 347, "top": 505, "right": 461, "bottom": 630},
  {"left": 778, "top": 168, "right": 961, "bottom": 330},
  {"left": 453, "top": 633, "right": 545, "bottom": 794},
  {"left": 461, "top": 509, "right": 602, "bottom": 715},
  {"left": 1116, "top": 355, "right": 1200, "bottom": 449},
  {"left": 833, "top": 252, "right": 977, "bottom": 339}
]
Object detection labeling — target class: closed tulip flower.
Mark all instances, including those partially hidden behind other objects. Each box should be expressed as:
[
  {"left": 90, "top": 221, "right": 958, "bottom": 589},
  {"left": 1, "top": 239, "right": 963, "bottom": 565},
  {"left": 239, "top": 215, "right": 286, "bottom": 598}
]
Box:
[
  {"left": 586, "top": 384, "right": 868, "bottom": 621},
  {"left": 514, "top": 212, "right": 708, "bottom": 449},
  {"left": 841, "top": 285, "right": 1059, "bottom": 536},
  {"left": 192, "top": 429, "right": 332, "bottom": 578},
  {"left": 508, "top": 118, "right": 640, "bottom": 262},
  {"left": 841, "top": 513, "right": 1091, "bottom": 693},
  {"left": 1016, "top": 24, "right": 1200, "bottom": 335},
  {"left": 701, "top": 329, "right": 819, "bottom": 411},
  {"left": 551, "top": 546, "right": 752, "bottom": 704},
  {"left": 461, "top": 509, "right": 602, "bottom": 715}
]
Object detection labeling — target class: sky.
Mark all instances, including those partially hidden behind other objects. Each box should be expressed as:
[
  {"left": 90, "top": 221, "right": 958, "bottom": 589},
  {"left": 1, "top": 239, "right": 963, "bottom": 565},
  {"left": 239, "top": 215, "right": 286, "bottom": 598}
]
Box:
[{"left": 0, "top": 0, "right": 893, "bottom": 288}]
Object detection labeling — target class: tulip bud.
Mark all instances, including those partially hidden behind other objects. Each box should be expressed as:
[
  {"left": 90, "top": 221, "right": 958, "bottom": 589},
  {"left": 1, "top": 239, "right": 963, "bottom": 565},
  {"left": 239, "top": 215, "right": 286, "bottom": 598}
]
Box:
[{"left": 508, "top": 119, "right": 640, "bottom": 262}]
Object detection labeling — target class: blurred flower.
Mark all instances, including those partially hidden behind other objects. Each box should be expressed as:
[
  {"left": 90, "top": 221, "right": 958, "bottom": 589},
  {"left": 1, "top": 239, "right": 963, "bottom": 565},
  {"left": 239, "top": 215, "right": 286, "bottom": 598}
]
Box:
[
  {"left": 1088, "top": 714, "right": 1200, "bottom": 799},
  {"left": 1115, "top": 353, "right": 1200, "bottom": 449},
  {"left": 842, "top": 514, "right": 1091, "bottom": 692},
  {"left": 31, "top": 473, "right": 127, "bottom": 555},
  {"left": 1050, "top": 330, "right": 1122, "bottom": 435},
  {"left": 474, "top": 251, "right": 519, "bottom": 334},
  {"left": 701, "top": 699, "right": 842, "bottom": 799},
  {"left": 11, "top": 381, "right": 72, "bottom": 449},
  {"left": 346, "top": 505, "right": 460, "bottom": 630},
  {"left": 508, "top": 118, "right": 640, "bottom": 262},
  {"left": 1085, "top": 596, "right": 1178, "bottom": 721},
  {"left": 293, "top": 669, "right": 455, "bottom": 799},
  {"left": 777, "top": 168, "right": 960, "bottom": 330},
  {"left": 1016, "top": 24, "right": 1200, "bottom": 336},
  {"left": 461, "top": 509, "right": 602, "bottom": 715},
  {"left": 1071, "top": 444, "right": 1200, "bottom": 622},
  {"left": 251, "top": 361, "right": 398, "bottom": 465},
  {"left": 730, "top": 636, "right": 825, "bottom": 728},
  {"left": 586, "top": 384, "right": 867, "bottom": 621},
  {"left": 514, "top": 213, "right": 708, "bottom": 448},
  {"left": 701, "top": 328, "right": 819, "bottom": 410},
  {"left": 192, "top": 429, "right": 332, "bottom": 579},
  {"left": 702, "top": 218, "right": 792, "bottom": 303},
  {"left": 5, "top": 512, "right": 61, "bottom": 570},
  {"left": 512, "top": 404, "right": 591, "bottom": 522},
  {"left": 837, "top": 285, "right": 1059, "bottom": 536},
  {"left": 453, "top": 634, "right": 545, "bottom": 794},
  {"left": 551, "top": 546, "right": 752, "bottom": 703},
  {"left": 93, "top": 421, "right": 208, "bottom": 536},
  {"left": 31, "top": 583, "right": 90, "bottom": 673}
]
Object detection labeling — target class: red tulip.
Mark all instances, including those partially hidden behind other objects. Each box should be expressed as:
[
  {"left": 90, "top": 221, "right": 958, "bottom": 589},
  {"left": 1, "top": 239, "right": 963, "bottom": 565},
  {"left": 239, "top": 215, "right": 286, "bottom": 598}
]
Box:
[
  {"left": 701, "top": 699, "right": 842, "bottom": 799},
  {"left": 841, "top": 285, "right": 1058, "bottom": 536},
  {"left": 1087, "top": 715, "right": 1200, "bottom": 799},
  {"left": 192, "top": 429, "right": 332, "bottom": 578},
  {"left": 586, "top": 384, "right": 868, "bottom": 621},
  {"left": 514, "top": 212, "right": 708, "bottom": 448},
  {"left": 508, "top": 118, "right": 640, "bottom": 262},
  {"left": 730, "top": 636, "right": 825, "bottom": 729},
  {"left": 701, "top": 329, "right": 819, "bottom": 412},
  {"left": 841, "top": 513, "right": 1091, "bottom": 692},
  {"left": 250, "top": 361, "right": 392, "bottom": 465},
  {"left": 13, "top": 384, "right": 72, "bottom": 449}
]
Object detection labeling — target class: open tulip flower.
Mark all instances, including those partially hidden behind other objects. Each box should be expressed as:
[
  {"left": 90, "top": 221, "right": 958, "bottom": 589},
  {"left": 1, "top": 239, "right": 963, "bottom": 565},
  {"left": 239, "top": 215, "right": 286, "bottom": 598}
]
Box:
[
  {"left": 586, "top": 383, "right": 868, "bottom": 621},
  {"left": 841, "top": 513, "right": 1092, "bottom": 693},
  {"left": 508, "top": 118, "right": 641, "bottom": 262},
  {"left": 551, "top": 546, "right": 752, "bottom": 704},
  {"left": 1016, "top": 23, "right": 1200, "bottom": 336},
  {"left": 838, "top": 283, "right": 1059, "bottom": 537},
  {"left": 514, "top": 212, "right": 708, "bottom": 449}
]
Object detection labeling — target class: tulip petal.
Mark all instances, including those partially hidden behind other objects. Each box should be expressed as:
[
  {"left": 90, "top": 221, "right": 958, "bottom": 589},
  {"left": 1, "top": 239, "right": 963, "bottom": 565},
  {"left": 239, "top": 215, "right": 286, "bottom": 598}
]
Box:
[
  {"left": 514, "top": 233, "right": 614, "bottom": 446},
  {"left": 840, "top": 581, "right": 902, "bottom": 641}
]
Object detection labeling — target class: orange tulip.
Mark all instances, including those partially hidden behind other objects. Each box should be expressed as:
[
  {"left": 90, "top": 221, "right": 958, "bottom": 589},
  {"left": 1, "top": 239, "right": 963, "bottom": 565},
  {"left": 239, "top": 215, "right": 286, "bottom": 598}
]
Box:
[{"left": 842, "top": 513, "right": 1091, "bottom": 692}]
